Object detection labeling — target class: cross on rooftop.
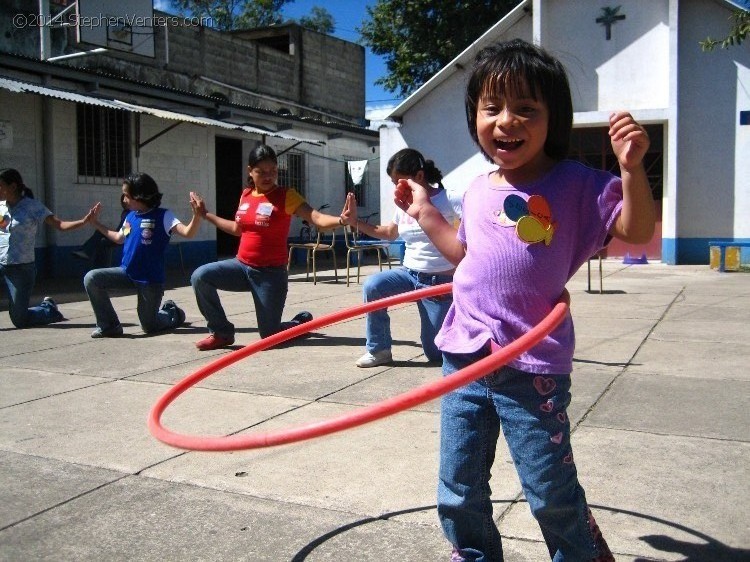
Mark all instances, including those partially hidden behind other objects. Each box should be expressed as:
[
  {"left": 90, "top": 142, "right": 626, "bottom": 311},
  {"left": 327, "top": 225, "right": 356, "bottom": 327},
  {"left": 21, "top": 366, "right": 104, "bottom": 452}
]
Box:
[{"left": 596, "top": 6, "right": 626, "bottom": 40}]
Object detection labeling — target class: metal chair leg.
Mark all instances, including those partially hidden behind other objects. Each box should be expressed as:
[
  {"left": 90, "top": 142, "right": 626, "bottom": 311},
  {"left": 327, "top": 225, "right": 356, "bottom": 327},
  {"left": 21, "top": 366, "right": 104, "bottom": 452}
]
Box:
[
  {"left": 346, "top": 250, "right": 352, "bottom": 287},
  {"left": 312, "top": 249, "right": 317, "bottom": 285}
]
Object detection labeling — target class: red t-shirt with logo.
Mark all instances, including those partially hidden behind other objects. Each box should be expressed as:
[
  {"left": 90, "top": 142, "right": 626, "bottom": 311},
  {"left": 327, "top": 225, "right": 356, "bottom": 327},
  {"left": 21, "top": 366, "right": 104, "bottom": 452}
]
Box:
[{"left": 235, "top": 186, "right": 305, "bottom": 267}]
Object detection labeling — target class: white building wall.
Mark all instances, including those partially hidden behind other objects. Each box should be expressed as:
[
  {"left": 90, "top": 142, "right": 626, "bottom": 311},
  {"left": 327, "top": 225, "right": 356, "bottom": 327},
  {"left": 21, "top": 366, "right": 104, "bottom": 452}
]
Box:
[
  {"left": 137, "top": 117, "right": 214, "bottom": 242},
  {"left": 736, "top": 63, "right": 750, "bottom": 238},
  {"left": 676, "top": 0, "right": 747, "bottom": 242},
  {"left": 0, "top": 91, "right": 41, "bottom": 198},
  {"left": 542, "top": 0, "right": 670, "bottom": 111}
]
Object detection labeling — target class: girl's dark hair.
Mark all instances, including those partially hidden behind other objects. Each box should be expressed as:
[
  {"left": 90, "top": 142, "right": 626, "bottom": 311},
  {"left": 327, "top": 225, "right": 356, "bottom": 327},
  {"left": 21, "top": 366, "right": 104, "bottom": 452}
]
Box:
[
  {"left": 386, "top": 148, "right": 444, "bottom": 188},
  {"left": 247, "top": 145, "right": 278, "bottom": 186},
  {"left": 248, "top": 144, "right": 278, "bottom": 167},
  {"left": 123, "top": 172, "right": 162, "bottom": 208},
  {"left": 0, "top": 168, "right": 34, "bottom": 199},
  {"left": 465, "top": 39, "right": 573, "bottom": 162}
]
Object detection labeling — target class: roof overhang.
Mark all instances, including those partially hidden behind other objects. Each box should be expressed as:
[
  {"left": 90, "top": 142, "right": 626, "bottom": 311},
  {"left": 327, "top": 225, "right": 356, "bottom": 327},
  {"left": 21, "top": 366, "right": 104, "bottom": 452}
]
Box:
[{"left": 0, "top": 76, "right": 324, "bottom": 146}]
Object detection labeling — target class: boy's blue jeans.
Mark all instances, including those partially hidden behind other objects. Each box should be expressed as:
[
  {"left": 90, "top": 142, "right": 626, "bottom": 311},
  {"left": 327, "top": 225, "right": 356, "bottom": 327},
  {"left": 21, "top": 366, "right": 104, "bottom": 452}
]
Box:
[
  {"left": 0, "top": 263, "right": 58, "bottom": 328},
  {"left": 83, "top": 266, "right": 174, "bottom": 333},
  {"left": 190, "top": 258, "right": 288, "bottom": 339},
  {"left": 439, "top": 348, "right": 603, "bottom": 562},
  {"left": 362, "top": 267, "right": 452, "bottom": 361}
]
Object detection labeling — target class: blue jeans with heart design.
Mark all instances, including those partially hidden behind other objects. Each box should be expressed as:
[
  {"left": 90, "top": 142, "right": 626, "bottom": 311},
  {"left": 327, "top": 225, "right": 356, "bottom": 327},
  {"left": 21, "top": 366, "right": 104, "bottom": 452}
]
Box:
[{"left": 438, "top": 348, "right": 603, "bottom": 561}]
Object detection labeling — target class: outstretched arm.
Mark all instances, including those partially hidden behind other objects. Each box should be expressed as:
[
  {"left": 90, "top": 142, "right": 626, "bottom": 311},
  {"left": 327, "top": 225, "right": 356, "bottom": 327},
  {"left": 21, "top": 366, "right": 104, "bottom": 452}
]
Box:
[
  {"left": 87, "top": 203, "right": 126, "bottom": 244},
  {"left": 340, "top": 192, "right": 398, "bottom": 240},
  {"left": 295, "top": 202, "right": 341, "bottom": 230},
  {"left": 608, "top": 111, "right": 656, "bottom": 244},
  {"left": 171, "top": 191, "right": 203, "bottom": 238},
  {"left": 45, "top": 205, "right": 96, "bottom": 232},
  {"left": 194, "top": 194, "right": 241, "bottom": 237},
  {"left": 394, "top": 179, "right": 465, "bottom": 264}
]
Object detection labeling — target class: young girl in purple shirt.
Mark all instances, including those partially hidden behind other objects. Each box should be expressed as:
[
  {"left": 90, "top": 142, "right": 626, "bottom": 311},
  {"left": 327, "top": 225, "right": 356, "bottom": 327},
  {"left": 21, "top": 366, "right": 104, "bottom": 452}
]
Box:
[{"left": 395, "top": 39, "right": 655, "bottom": 561}]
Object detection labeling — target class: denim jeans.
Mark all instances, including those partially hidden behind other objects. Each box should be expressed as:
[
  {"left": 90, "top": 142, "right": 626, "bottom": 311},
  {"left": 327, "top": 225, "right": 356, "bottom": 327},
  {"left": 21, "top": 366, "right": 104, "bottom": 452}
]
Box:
[
  {"left": 190, "top": 258, "right": 288, "bottom": 339},
  {"left": 0, "top": 262, "right": 59, "bottom": 328},
  {"left": 438, "top": 348, "right": 603, "bottom": 562},
  {"left": 83, "top": 266, "right": 174, "bottom": 333},
  {"left": 362, "top": 267, "right": 452, "bottom": 362}
]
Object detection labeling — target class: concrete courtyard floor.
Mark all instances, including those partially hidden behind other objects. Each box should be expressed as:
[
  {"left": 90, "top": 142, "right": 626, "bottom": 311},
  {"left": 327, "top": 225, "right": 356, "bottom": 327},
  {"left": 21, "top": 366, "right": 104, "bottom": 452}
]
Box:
[{"left": 0, "top": 260, "right": 748, "bottom": 561}]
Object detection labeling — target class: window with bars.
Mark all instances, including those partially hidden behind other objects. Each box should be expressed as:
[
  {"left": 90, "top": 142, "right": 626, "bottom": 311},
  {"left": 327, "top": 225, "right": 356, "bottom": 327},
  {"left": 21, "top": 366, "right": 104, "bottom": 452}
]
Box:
[
  {"left": 278, "top": 151, "right": 306, "bottom": 198},
  {"left": 76, "top": 105, "right": 131, "bottom": 184},
  {"left": 344, "top": 160, "right": 369, "bottom": 207}
]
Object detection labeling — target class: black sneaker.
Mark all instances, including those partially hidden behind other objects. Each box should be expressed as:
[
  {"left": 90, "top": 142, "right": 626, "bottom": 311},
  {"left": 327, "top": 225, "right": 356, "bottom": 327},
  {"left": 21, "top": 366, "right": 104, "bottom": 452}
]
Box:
[
  {"left": 41, "top": 296, "right": 64, "bottom": 323},
  {"left": 162, "top": 300, "right": 186, "bottom": 328},
  {"left": 290, "top": 311, "right": 313, "bottom": 324}
]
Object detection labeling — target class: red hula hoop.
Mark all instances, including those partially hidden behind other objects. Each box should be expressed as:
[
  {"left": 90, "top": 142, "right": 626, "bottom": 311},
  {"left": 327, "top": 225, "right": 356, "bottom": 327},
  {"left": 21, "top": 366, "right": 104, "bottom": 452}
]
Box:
[{"left": 148, "top": 284, "right": 570, "bottom": 452}]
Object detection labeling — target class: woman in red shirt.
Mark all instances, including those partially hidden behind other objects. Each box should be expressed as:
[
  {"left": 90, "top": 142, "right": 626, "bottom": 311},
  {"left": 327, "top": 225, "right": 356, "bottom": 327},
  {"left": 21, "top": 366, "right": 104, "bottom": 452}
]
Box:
[{"left": 191, "top": 144, "right": 342, "bottom": 350}]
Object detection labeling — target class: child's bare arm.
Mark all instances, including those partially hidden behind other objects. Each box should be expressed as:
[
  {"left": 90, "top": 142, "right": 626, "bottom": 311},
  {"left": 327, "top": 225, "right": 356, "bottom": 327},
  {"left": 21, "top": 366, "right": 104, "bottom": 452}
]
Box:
[
  {"left": 190, "top": 192, "right": 241, "bottom": 236},
  {"left": 608, "top": 111, "right": 656, "bottom": 244},
  {"left": 45, "top": 203, "right": 99, "bottom": 232},
  {"left": 88, "top": 203, "right": 125, "bottom": 244},
  {"left": 171, "top": 192, "right": 203, "bottom": 238},
  {"left": 394, "top": 179, "right": 465, "bottom": 264}
]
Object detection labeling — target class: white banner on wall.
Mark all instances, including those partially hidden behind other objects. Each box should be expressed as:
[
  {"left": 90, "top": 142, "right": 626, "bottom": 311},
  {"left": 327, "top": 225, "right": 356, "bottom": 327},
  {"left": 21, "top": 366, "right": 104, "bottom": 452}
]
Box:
[{"left": 347, "top": 160, "right": 368, "bottom": 186}]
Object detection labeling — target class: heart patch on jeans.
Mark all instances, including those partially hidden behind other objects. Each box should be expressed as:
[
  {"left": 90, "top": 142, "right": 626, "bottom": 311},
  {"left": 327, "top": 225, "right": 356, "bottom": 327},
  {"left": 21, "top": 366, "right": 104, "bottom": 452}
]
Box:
[{"left": 533, "top": 376, "right": 557, "bottom": 396}]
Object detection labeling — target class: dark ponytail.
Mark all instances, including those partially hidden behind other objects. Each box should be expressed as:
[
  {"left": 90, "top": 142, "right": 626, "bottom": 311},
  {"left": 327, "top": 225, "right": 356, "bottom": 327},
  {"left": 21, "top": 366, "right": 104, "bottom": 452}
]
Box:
[
  {"left": 0, "top": 168, "right": 34, "bottom": 199},
  {"left": 386, "top": 149, "right": 444, "bottom": 189}
]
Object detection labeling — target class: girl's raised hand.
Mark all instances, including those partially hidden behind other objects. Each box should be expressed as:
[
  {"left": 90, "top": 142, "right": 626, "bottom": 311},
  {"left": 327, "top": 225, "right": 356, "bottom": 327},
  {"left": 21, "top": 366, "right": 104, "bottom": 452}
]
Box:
[
  {"left": 340, "top": 192, "right": 358, "bottom": 225},
  {"left": 394, "top": 178, "right": 430, "bottom": 219},
  {"left": 87, "top": 202, "right": 102, "bottom": 222},
  {"left": 609, "top": 111, "right": 649, "bottom": 171},
  {"left": 189, "top": 191, "right": 206, "bottom": 216}
]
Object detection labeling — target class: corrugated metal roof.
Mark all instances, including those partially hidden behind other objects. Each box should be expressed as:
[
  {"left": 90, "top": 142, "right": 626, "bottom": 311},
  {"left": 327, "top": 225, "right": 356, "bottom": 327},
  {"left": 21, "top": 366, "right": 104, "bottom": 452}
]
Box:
[{"left": 0, "top": 76, "right": 324, "bottom": 146}]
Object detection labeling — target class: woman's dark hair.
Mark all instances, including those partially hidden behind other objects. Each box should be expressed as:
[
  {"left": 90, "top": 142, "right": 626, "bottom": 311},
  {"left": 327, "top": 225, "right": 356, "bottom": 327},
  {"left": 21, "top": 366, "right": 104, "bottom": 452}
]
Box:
[
  {"left": 386, "top": 148, "right": 444, "bottom": 188},
  {"left": 248, "top": 144, "right": 278, "bottom": 167},
  {"left": 0, "top": 168, "right": 34, "bottom": 199},
  {"left": 465, "top": 39, "right": 573, "bottom": 162},
  {"left": 123, "top": 172, "right": 162, "bottom": 208},
  {"left": 247, "top": 145, "right": 278, "bottom": 185}
]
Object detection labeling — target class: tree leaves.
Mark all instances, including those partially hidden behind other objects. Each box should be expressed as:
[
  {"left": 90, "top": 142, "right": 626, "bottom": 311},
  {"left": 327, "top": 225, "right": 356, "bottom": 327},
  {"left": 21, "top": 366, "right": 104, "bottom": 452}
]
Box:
[{"left": 358, "top": 0, "right": 521, "bottom": 97}]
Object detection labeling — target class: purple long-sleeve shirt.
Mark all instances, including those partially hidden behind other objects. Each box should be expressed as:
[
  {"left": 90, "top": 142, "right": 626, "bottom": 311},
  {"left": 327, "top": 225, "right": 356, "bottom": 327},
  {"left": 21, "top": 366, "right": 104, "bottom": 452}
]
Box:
[{"left": 435, "top": 160, "right": 623, "bottom": 374}]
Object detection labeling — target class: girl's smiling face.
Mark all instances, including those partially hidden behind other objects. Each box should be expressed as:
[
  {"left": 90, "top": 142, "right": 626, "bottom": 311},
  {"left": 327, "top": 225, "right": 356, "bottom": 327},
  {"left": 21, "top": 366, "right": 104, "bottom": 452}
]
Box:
[{"left": 475, "top": 81, "right": 553, "bottom": 184}]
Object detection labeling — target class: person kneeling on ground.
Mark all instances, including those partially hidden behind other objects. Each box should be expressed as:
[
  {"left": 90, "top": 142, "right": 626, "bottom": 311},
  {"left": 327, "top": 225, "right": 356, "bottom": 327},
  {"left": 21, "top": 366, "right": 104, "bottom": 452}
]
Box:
[
  {"left": 190, "top": 144, "right": 344, "bottom": 351},
  {"left": 83, "top": 173, "right": 201, "bottom": 338},
  {"left": 0, "top": 168, "right": 93, "bottom": 328}
]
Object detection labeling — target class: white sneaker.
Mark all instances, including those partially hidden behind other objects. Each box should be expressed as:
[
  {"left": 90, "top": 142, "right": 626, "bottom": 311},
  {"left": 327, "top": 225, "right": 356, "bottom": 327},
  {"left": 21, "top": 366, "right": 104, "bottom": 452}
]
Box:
[{"left": 355, "top": 350, "right": 393, "bottom": 368}]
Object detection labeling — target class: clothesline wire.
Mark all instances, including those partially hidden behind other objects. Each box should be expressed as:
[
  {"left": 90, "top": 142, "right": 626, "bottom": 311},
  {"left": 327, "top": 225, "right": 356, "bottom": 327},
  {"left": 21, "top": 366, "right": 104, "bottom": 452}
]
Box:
[{"left": 281, "top": 148, "right": 380, "bottom": 164}]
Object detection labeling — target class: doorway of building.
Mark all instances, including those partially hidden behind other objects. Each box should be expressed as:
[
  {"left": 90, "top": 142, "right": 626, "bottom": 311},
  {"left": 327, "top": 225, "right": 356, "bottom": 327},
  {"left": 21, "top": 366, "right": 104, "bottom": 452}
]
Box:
[
  {"left": 214, "top": 137, "right": 244, "bottom": 257},
  {"left": 569, "top": 124, "right": 664, "bottom": 260}
]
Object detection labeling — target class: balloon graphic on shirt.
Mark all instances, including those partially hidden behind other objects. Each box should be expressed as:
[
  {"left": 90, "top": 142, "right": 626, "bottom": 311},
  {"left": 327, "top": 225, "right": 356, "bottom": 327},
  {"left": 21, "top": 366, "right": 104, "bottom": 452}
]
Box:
[
  {"left": 527, "top": 195, "right": 552, "bottom": 228},
  {"left": 503, "top": 194, "right": 528, "bottom": 222},
  {"left": 501, "top": 193, "right": 556, "bottom": 246},
  {"left": 0, "top": 214, "right": 8, "bottom": 230},
  {"left": 517, "top": 215, "right": 555, "bottom": 245}
]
